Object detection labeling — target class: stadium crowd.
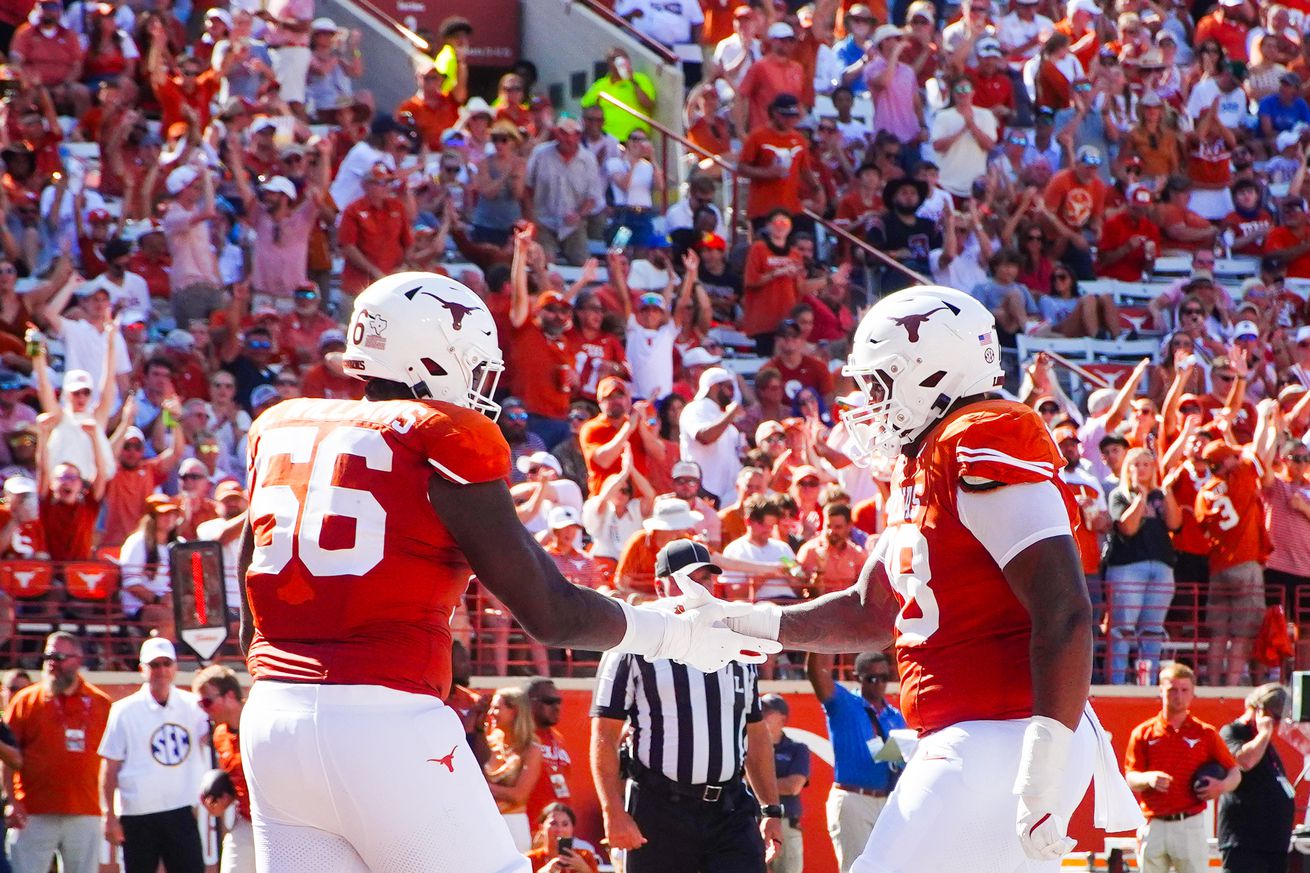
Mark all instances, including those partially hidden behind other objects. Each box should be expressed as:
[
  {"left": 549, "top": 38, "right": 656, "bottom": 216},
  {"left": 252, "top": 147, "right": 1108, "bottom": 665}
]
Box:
[{"left": 0, "top": 0, "right": 1298, "bottom": 694}]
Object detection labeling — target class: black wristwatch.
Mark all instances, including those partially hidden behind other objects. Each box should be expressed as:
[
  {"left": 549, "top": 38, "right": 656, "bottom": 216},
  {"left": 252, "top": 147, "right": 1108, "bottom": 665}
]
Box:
[{"left": 760, "top": 804, "right": 784, "bottom": 819}]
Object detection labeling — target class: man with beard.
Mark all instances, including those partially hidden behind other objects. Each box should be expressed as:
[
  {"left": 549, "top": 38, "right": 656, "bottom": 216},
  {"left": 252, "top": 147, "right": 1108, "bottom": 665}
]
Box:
[
  {"left": 5, "top": 631, "right": 110, "bottom": 873},
  {"left": 579, "top": 376, "right": 663, "bottom": 496},
  {"left": 868, "top": 177, "right": 939, "bottom": 292},
  {"left": 525, "top": 678, "right": 573, "bottom": 826},
  {"left": 796, "top": 503, "right": 866, "bottom": 596},
  {"left": 679, "top": 367, "right": 744, "bottom": 506},
  {"left": 499, "top": 396, "right": 547, "bottom": 485},
  {"left": 662, "top": 460, "right": 723, "bottom": 548},
  {"left": 77, "top": 239, "right": 150, "bottom": 318}
]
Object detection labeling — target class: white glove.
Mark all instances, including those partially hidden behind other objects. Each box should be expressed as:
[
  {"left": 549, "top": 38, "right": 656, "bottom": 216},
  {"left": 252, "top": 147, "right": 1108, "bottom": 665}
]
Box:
[
  {"left": 1014, "top": 716, "right": 1076, "bottom": 861},
  {"left": 672, "top": 571, "right": 784, "bottom": 643},
  {"left": 614, "top": 582, "right": 782, "bottom": 674}
]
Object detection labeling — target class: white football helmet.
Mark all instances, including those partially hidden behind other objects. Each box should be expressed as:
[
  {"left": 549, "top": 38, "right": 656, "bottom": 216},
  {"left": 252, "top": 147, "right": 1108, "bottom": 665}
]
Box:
[
  {"left": 342, "top": 272, "right": 505, "bottom": 418},
  {"left": 841, "top": 285, "right": 1003, "bottom": 461}
]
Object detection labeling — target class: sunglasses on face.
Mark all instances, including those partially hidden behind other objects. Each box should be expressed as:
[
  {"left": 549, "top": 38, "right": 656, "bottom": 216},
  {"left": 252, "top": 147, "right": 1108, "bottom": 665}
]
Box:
[
  {"left": 568, "top": 413, "right": 588, "bottom": 423},
  {"left": 491, "top": 134, "right": 511, "bottom": 143},
  {"left": 42, "top": 651, "right": 78, "bottom": 663},
  {"left": 247, "top": 339, "right": 272, "bottom": 350},
  {"left": 798, "top": 478, "right": 820, "bottom": 487},
  {"left": 1213, "top": 372, "right": 1236, "bottom": 382},
  {"left": 146, "top": 659, "right": 175, "bottom": 669},
  {"left": 294, "top": 288, "right": 318, "bottom": 299},
  {"left": 1290, "top": 455, "right": 1310, "bottom": 462},
  {"left": 1039, "top": 404, "right": 1059, "bottom": 414},
  {"left": 198, "top": 695, "right": 219, "bottom": 710},
  {"left": 506, "top": 411, "right": 529, "bottom": 422},
  {"left": 860, "top": 673, "right": 890, "bottom": 683},
  {"left": 181, "top": 473, "right": 207, "bottom": 481}
]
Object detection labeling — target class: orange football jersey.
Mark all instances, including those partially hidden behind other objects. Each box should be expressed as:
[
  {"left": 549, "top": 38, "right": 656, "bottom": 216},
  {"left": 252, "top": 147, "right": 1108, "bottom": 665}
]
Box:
[
  {"left": 1167, "top": 462, "right": 1212, "bottom": 556},
  {"left": 880, "top": 400, "right": 1079, "bottom": 734},
  {"left": 1195, "top": 457, "right": 1273, "bottom": 572},
  {"left": 244, "top": 397, "right": 510, "bottom": 698}
]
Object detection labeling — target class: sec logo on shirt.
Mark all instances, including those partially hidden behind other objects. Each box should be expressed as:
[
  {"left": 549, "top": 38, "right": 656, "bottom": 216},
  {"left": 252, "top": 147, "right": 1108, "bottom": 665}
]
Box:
[{"left": 151, "top": 724, "right": 193, "bottom": 766}]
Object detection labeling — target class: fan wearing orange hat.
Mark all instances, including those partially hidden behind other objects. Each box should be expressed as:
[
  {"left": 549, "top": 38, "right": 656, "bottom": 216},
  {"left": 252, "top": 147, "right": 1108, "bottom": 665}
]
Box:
[
  {"left": 1194, "top": 433, "right": 1276, "bottom": 685},
  {"left": 119, "top": 492, "right": 183, "bottom": 637},
  {"left": 577, "top": 376, "right": 663, "bottom": 496}
]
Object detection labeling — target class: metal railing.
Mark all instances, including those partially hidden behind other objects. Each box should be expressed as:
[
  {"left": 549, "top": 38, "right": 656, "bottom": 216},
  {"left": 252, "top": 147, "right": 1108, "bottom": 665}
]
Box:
[
  {"left": 575, "top": 0, "right": 680, "bottom": 66},
  {"left": 1, "top": 561, "right": 1296, "bottom": 685},
  {"left": 596, "top": 91, "right": 742, "bottom": 244}
]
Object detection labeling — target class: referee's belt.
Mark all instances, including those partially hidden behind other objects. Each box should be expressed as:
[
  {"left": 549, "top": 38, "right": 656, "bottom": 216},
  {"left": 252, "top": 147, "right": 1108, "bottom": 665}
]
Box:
[
  {"left": 1149, "top": 810, "right": 1201, "bottom": 822},
  {"left": 834, "top": 783, "right": 890, "bottom": 798},
  {"left": 629, "top": 760, "right": 742, "bottom": 804}
]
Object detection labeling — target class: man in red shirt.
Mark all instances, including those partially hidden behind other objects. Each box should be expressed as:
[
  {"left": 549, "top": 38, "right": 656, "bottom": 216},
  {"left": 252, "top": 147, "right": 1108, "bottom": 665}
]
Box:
[
  {"left": 525, "top": 678, "right": 572, "bottom": 826},
  {"left": 395, "top": 64, "right": 463, "bottom": 151},
  {"left": 1195, "top": 0, "right": 1250, "bottom": 62},
  {"left": 738, "top": 94, "right": 817, "bottom": 225},
  {"left": 39, "top": 461, "right": 104, "bottom": 563},
  {"left": 150, "top": 52, "right": 221, "bottom": 132},
  {"left": 565, "top": 292, "right": 629, "bottom": 404},
  {"left": 764, "top": 317, "right": 835, "bottom": 402},
  {"left": 1097, "top": 185, "right": 1162, "bottom": 281},
  {"left": 967, "top": 38, "right": 1015, "bottom": 127},
  {"left": 735, "top": 22, "right": 805, "bottom": 133},
  {"left": 102, "top": 414, "right": 185, "bottom": 548},
  {"left": 507, "top": 238, "right": 576, "bottom": 447},
  {"left": 1044, "top": 146, "right": 1108, "bottom": 271},
  {"left": 9, "top": 0, "right": 88, "bottom": 116},
  {"left": 1125, "top": 662, "right": 1238, "bottom": 872},
  {"left": 193, "top": 665, "right": 255, "bottom": 873},
  {"left": 298, "top": 329, "right": 365, "bottom": 400},
  {"left": 1264, "top": 196, "right": 1310, "bottom": 278},
  {"left": 337, "top": 166, "right": 413, "bottom": 296},
  {"left": 1196, "top": 439, "right": 1273, "bottom": 685},
  {"left": 578, "top": 376, "right": 663, "bottom": 496}
]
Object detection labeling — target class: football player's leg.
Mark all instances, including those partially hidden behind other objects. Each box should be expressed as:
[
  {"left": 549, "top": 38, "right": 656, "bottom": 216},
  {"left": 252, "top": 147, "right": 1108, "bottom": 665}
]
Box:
[
  {"left": 849, "top": 719, "right": 1094, "bottom": 873},
  {"left": 241, "top": 684, "right": 367, "bottom": 873},
  {"left": 313, "top": 689, "right": 529, "bottom": 873}
]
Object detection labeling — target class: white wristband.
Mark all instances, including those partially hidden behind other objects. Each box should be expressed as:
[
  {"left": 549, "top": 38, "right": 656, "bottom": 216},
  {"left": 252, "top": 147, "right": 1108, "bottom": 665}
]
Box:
[
  {"left": 725, "top": 602, "right": 782, "bottom": 641},
  {"left": 1014, "top": 715, "right": 1074, "bottom": 798},
  {"left": 615, "top": 600, "right": 673, "bottom": 660}
]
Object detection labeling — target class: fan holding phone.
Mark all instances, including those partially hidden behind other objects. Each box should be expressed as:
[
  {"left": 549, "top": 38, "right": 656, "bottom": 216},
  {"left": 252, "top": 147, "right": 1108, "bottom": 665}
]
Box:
[{"left": 525, "top": 803, "right": 600, "bottom": 872}]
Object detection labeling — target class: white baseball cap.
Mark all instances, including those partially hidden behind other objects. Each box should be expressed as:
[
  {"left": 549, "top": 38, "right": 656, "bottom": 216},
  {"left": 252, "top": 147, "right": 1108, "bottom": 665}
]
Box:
[
  {"left": 681, "top": 347, "right": 722, "bottom": 369},
  {"left": 671, "top": 460, "right": 702, "bottom": 481},
  {"left": 3, "top": 476, "right": 35, "bottom": 496},
  {"left": 1233, "top": 320, "right": 1259, "bottom": 340},
  {"left": 1069, "top": 0, "right": 1102, "bottom": 16},
  {"left": 140, "top": 637, "right": 177, "bottom": 665},
  {"left": 260, "top": 175, "right": 297, "bottom": 199},
  {"left": 694, "top": 367, "right": 735, "bottom": 399},
  {"left": 767, "top": 21, "right": 795, "bottom": 39},
  {"left": 515, "top": 451, "right": 562, "bottom": 476},
  {"left": 547, "top": 505, "right": 582, "bottom": 530},
  {"left": 63, "top": 370, "right": 94, "bottom": 394}
]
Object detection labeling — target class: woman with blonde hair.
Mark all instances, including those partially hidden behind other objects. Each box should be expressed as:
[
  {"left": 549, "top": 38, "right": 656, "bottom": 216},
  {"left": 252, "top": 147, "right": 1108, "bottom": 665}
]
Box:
[
  {"left": 484, "top": 686, "right": 542, "bottom": 850},
  {"left": 1104, "top": 447, "right": 1182, "bottom": 684}
]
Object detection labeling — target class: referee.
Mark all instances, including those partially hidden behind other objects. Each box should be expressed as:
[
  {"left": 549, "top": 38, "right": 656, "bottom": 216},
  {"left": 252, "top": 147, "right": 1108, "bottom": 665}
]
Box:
[{"left": 591, "top": 539, "right": 783, "bottom": 873}]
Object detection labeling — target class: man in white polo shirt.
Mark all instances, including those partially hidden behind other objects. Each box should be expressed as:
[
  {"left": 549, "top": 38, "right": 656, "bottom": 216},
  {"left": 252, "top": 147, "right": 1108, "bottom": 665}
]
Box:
[{"left": 97, "top": 638, "right": 208, "bottom": 873}]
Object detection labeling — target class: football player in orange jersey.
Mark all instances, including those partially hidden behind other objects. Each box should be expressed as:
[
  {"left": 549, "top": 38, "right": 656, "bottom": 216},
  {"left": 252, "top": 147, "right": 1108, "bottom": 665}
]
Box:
[
  {"left": 684, "top": 286, "right": 1143, "bottom": 872},
  {"left": 234, "top": 272, "right": 779, "bottom": 873}
]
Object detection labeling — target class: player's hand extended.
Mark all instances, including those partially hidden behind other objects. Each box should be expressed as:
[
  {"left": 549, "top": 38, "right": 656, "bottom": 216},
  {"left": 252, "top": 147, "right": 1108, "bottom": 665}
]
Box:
[
  {"left": 1016, "top": 793, "right": 1075, "bottom": 861},
  {"left": 659, "top": 574, "right": 781, "bottom": 672},
  {"left": 674, "top": 572, "right": 784, "bottom": 645},
  {"left": 603, "top": 808, "right": 647, "bottom": 851}
]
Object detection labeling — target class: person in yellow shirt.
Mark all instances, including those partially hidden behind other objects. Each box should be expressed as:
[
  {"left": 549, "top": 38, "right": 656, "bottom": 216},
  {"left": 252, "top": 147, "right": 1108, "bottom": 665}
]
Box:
[
  {"left": 580, "top": 48, "right": 657, "bottom": 142},
  {"left": 433, "top": 15, "right": 472, "bottom": 93}
]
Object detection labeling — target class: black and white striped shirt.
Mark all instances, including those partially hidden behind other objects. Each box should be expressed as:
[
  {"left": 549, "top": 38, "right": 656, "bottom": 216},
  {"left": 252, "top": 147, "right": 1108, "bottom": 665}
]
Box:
[{"left": 591, "top": 651, "right": 761, "bottom": 785}]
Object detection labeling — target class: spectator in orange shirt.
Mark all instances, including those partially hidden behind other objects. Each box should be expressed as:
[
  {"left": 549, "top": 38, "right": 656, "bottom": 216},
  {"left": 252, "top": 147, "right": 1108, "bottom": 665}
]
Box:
[
  {"left": 718, "top": 465, "right": 768, "bottom": 548},
  {"left": 1043, "top": 146, "right": 1107, "bottom": 278},
  {"left": 614, "top": 497, "right": 703, "bottom": 598},
  {"left": 1157, "top": 176, "right": 1219, "bottom": 253},
  {"left": 1264, "top": 196, "right": 1310, "bottom": 278},
  {"left": 149, "top": 49, "right": 220, "bottom": 132},
  {"left": 102, "top": 405, "right": 185, "bottom": 549},
  {"left": 1054, "top": 0, "right": 1100, "bottom": 71},
  {"left": 1196, "top": 434, "right": 1276, "bottom": 686},
  {"left": 1125, "top": 663, "right": 1238, "bottom": 871},
  {"left": 736, "top": 22, "right": 805, "bottom": 134},
  {"left": 742, "top": 210, "right": 805, "bottom": 353},
  {"left": 508, "top": 232, "right": 578, "bottom": 448},
  {"left": 1195, "top": 0, "right": 1250, "bottom": 63},
  {"left": 4, "top": 630, "right": 110, "bottom": 873},
  {"left": 796, "top": 503, "right": 866, "bottom": 596},
  {"left": 1097, "top": 185, "right": 1162, "bottom": 281},
  {"left": 738, "top": 94, "right": 816, "bottom": 225},
  {"left": 524, "top": 678, "right": 573, "bottom": 828},
  {"left": 337, "top": 166, "right": 413, "bottom": 296},
  {"left": 9, "top": 0, "right": 89, "bottom": 116},
  {"left": 192, "top": 665, "right": 253, "bottom": 873},
  {"left": 578, "top": 377, "right": 664, "bottom": 496},
  {"left": 39, "top": 459, "right": 105, "bottom": 565},
  {"left": 396, "top": 64, "right": 464, "bottom": 152}
]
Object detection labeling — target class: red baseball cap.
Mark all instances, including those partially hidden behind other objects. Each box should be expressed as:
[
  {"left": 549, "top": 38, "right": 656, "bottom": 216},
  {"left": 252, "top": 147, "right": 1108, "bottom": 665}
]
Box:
[{"left": 535, "top": 290, "right": 569, "bottom": 312}]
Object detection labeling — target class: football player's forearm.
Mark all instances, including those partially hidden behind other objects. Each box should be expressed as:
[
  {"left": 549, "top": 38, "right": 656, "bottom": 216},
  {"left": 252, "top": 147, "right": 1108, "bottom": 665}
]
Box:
[{"left": 778, "top": 585, "right": 893, "bottom": 653}]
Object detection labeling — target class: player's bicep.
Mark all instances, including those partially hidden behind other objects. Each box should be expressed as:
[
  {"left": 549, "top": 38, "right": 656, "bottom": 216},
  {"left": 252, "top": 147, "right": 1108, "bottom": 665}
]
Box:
[{"left": 955, "top": 480, "right": 1073, "bottom": 568}]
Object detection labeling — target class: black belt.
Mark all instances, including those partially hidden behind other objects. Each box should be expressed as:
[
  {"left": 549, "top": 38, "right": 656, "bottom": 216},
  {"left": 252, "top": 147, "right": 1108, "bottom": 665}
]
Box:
[
  {"left": 834, "top": 783, "right": 889, "bottom": 797},
  {"left": 630, "top": 759, "right": 742, "bottom": 804},
  {"left": 1151, "top": 811, "right": 1200, "bottom": 822}
]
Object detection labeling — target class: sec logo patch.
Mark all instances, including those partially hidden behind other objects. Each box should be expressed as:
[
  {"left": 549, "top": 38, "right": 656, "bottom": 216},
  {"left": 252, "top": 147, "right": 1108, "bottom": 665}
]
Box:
[{"left": 151, "top": 724, "right": 193, "bottom": 766}]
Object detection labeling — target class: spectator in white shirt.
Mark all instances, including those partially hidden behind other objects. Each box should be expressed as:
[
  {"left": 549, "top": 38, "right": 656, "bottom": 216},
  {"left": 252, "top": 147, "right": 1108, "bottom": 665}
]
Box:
[
  {"left": 616, "top": 0, "right": 703, "bottom": 48},
  {"left": 997, "top": 0, "right": 1055, "bottom": 67},
  {"left": 39, "top": 270, "right": 132, "bottom": 400},
  {"left": 117, "top": 494, "right": 181, "bottom": 637},
  {"left": 78, "top": 238, "right": 151, "bottom": 317},
  {"left": 712, "top": 6, "right": 759, "bottom": 90},
  {"left": 616, "top": 252, "right": 702, "bottom": 401},
  {"left": 679, "top": 367, "right": 743, "bottom": 506},
  {"left": 98, "top": 638, "right": 209, "bottom": 873},
  {"left": 721, "top": 493, "right": 797, "bottom": 601}
]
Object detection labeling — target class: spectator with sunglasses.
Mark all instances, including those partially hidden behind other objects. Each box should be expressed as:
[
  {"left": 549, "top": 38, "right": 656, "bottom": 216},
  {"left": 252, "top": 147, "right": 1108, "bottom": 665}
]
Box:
[
  {"left": 5, "top": 631, "right": 108, "bottom": 873},
  {"left": 191, "top": 665, "right": 253, "bottom": 873},
  {"left": 524, "top": 679, "right": 574, "bottom": 827},
  {"left": 805, "top": 651, "right": 905, "bottom": 873}
]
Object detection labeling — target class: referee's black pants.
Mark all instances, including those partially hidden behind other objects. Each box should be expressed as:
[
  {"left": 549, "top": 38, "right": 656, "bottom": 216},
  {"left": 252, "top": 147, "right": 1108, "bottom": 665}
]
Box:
[
  {"left": 120, "top": 806, "right": 204, "bottom": 873},
  {"left": 625, "top": 780, "right": 765, "bottom": 873}
]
